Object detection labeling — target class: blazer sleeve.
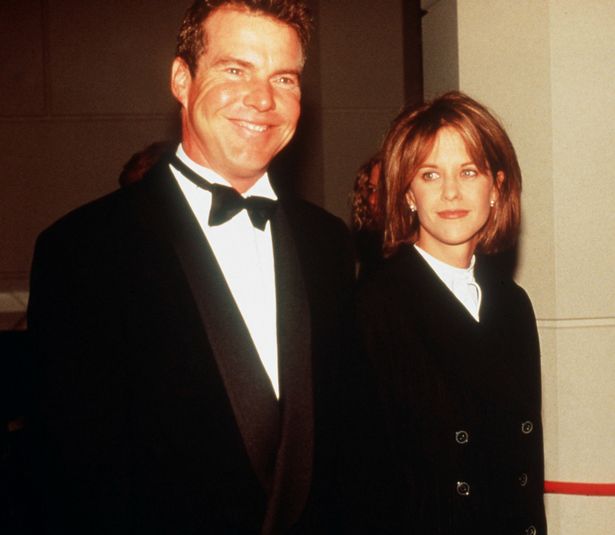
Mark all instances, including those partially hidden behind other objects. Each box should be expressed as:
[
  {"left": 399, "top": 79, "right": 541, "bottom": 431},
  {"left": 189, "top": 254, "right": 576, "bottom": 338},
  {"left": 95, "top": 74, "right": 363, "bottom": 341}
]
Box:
[{"left": 28, "top": 219, "right": 135, "bottom": 532}]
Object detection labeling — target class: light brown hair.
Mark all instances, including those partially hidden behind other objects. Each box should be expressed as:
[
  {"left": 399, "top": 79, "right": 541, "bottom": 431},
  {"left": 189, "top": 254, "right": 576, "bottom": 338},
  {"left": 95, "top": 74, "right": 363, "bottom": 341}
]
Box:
[
  {"left": 176, "top": 0, "right": 313, "bottom": 76},
  {"left": 381, "top": 91, "right": 522, "bottom": 257}
]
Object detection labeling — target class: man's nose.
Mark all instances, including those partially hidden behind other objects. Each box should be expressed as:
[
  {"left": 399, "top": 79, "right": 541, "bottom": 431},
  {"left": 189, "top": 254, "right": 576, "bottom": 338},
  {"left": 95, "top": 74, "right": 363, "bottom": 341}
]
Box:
[{"left": 244, "top": 79, "right": 275, "bottom": 111}]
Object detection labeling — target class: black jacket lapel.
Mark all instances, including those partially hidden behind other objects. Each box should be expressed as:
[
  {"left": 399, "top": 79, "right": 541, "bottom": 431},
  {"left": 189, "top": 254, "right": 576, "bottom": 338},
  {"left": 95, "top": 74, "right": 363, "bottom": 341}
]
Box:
[
  {"left": 137, "top": 163, "right": 280, "bottom": 493},
  {"left": 262, "top": 204, "right": 314, "bottom": 534},
  {"left": 137, "top": 165, "right": 314, "bottom": 531}
]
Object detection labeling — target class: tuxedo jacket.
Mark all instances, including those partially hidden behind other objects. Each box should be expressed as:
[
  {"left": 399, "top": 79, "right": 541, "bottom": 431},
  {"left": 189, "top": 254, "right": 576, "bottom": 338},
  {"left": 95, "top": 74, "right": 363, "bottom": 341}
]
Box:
[
  {"left": 27, "top": 160, "right": 355, "bottom": 534},
  {"left": 356, "top": 245, "right": 547, "bottom": 534}
]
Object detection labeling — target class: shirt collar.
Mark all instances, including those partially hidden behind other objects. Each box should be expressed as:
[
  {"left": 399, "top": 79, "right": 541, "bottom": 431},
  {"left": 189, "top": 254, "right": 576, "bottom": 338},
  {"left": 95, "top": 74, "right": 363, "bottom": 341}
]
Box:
[
  {"left": 176, "top": 143, "right": 278, "bottom": 201},
  {"left": 414, "top": 244, "right": 477, "bottom": 286}
]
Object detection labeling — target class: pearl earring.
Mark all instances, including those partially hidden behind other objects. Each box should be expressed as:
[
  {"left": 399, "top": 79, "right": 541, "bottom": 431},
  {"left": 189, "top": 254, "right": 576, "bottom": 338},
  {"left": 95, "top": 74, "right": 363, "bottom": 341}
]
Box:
[
  {"left": 489, "top": 199, "right": 495, "bottom": 208},
  {"left": 410, "top": 204, "right": 417, "bottom": 213}
]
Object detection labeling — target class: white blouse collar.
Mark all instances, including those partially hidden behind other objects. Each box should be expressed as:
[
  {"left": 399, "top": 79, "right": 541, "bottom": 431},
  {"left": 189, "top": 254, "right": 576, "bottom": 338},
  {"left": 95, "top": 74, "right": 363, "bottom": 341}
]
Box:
[{"left": 414, "top": 244, "right": 482, "bottom": 322}]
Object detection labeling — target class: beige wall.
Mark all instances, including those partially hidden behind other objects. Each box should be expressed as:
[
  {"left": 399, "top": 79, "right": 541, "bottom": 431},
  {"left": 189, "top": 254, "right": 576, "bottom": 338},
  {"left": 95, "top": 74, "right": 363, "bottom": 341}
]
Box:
[
  {"left": 422, "top": 0, "right": 615, "bottom": 532},
  {"left": 0, "top": 0, "right": 184, "bottom": 305},
  {"left": 318, "top": 0, "right": 406, "bottom": 219}
]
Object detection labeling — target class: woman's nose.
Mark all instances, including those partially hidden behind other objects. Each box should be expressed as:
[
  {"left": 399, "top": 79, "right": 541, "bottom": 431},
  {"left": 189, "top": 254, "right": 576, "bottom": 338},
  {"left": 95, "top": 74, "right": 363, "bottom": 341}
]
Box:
[{"left": 441, "top": 175, "right": 460, "bottom": 200}]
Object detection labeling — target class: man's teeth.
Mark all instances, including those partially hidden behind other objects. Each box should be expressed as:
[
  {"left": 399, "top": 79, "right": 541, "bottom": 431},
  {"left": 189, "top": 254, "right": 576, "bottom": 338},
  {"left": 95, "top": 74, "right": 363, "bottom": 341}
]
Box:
[{"left": 239, "top": 121, "right": 268, "bottom": 132}]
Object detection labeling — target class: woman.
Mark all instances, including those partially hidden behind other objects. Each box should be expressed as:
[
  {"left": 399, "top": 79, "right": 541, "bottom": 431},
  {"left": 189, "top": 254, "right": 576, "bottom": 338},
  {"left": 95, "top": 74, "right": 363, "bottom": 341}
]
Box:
[{"left": 357, "top": 92, "right": 546, "bottom": 534}]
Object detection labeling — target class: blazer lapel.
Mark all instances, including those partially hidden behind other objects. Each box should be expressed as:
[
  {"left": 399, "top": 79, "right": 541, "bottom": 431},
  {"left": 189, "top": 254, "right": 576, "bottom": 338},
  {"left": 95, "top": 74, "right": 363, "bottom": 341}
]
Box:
[
  {"left": 400, "top": 247, "right": 483, "bottom": 373},
  {"left": 136, "top": 164, "right": 280, "bottom": 493},
  {"left": 137, "top": 166, "right": 314, "bottom": 530},
  {"left": 262, "top": 204, "right": 314, "bottom": 534}
]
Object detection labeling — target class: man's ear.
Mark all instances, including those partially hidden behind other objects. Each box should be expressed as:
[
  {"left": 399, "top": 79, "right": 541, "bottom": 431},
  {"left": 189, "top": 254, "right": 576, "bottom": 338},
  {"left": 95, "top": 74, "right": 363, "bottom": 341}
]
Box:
[{"left": 171, "top": 57, "right": 191, "bottom": 108}]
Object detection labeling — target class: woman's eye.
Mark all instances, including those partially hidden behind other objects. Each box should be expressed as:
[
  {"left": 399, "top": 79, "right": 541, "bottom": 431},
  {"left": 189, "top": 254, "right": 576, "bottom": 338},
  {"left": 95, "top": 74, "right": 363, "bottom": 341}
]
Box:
[
  {"left": 461, "top": 169, "right": 478, "bottom": 178},
  {"left": 422, "top": 171, "right": 439, "bottom": 181}
]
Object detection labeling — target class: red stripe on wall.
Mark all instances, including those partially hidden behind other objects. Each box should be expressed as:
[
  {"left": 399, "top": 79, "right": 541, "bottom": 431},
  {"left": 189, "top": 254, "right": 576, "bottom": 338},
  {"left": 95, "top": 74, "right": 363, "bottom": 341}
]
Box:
[{"left": 545, "top": 481, "right": 615, "bottom": 496}]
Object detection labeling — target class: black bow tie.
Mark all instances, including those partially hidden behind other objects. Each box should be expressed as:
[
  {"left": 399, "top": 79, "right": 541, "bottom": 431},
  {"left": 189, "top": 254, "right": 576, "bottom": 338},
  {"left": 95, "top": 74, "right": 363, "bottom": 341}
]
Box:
[{"left": 170, "top": 155, "right": 277, "bottom": 230}]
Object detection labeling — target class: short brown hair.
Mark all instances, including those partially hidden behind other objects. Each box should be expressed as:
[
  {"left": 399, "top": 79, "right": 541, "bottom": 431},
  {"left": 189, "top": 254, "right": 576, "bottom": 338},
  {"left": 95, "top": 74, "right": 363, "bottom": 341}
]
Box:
[
  {"left": 381, "top": 91, "right": 522, "bottom": 257},
  {"left": 176, "top": 0, "right": 314, "bottom": 76}
]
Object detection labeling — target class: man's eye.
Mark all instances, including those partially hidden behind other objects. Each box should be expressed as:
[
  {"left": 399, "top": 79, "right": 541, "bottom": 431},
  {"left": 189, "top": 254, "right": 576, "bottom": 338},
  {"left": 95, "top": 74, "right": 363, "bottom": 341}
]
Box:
[
  {"left": 275, "top": 75, "right": 298, "bottom": 86},
  {"left": 226, "top": 67, "right": 242, "bottom": 76}
]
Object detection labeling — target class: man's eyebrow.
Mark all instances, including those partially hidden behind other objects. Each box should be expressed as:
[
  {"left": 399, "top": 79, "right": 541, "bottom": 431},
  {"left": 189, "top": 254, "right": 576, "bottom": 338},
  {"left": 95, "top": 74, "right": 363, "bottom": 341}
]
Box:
[
  {"left": 213, "top": 57, "right": 254, "bottom": 69},
  {"left": 213, "top": 56, "right": 302, "bottom": 79},
  {"left": 272, "top": 68, "right": 302, "bottom": 78}
]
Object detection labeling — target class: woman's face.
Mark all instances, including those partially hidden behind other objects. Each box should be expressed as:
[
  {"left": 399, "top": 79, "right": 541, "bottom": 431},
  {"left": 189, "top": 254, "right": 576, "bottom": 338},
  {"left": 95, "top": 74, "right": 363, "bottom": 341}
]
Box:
[{"left": 407, "top": 127, "right": 499, "bottom": 267}]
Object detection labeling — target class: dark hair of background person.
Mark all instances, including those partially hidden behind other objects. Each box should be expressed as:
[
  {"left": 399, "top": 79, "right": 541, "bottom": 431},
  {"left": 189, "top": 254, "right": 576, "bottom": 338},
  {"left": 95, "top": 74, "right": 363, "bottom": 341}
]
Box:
[
  {"left": 380, "top": 91, "right": 522, "bottom": 257},
  {"left": 176, "top": 0, "right": 314, "bottom": 76},
  {"left": 351, "top": 155, "right": 386, "bottom": 277},
  {"left": 118, "top": 141, "right": 175, "bottom": 188},
  {"left": 351, "top": 155, "right": 382, "bottom": 234}
]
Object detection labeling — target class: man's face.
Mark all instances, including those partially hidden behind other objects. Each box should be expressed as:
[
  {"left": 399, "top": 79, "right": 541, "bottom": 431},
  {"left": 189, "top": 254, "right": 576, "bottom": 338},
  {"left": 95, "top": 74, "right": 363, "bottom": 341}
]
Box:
[{"left": 171, "top": 7, "right": 303, "bottom": 192}]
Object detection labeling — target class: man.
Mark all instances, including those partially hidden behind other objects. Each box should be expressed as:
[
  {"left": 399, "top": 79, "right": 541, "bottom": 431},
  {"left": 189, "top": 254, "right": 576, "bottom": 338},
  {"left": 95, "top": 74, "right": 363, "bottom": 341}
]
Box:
[{"left": 28, "top": 1, "right": 354, "bottom": 533}]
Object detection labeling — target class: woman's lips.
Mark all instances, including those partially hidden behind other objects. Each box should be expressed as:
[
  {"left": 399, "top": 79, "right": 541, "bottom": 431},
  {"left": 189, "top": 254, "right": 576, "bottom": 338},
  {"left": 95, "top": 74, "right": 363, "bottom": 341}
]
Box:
[{"left": 437, "top": 210, "right": 469, "bottom": 219}]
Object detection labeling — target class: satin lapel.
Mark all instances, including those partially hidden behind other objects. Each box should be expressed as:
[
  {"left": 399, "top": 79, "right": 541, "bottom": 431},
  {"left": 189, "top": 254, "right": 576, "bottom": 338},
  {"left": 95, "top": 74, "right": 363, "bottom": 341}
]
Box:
[
  {"left": 262, "top": 205, "right": 313, "bottom": 535},
  {"left": 136, "top": 164, "right": 279, "bottom": 493}
]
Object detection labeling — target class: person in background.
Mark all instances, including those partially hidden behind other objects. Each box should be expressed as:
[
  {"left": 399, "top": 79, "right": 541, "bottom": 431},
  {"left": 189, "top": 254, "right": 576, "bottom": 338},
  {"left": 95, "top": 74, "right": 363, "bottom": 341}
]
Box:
[
  {"left": 356, "top": 91, "right": 546, "bottom": 534},
  {"left": 351, "top": 155, "right": 384, "bottom": 277},
  {"left": 118, "top": 141, "right": 174, "bottom": 187},
  {"left": 28, "top": 1, "right": 354, "bottom": 533}
]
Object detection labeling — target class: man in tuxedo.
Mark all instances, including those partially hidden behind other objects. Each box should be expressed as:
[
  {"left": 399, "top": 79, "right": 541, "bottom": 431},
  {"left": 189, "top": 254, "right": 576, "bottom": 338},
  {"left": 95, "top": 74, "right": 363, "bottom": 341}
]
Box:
[{"left": 27, "top": 1, "right": 354, "bottom": 533}]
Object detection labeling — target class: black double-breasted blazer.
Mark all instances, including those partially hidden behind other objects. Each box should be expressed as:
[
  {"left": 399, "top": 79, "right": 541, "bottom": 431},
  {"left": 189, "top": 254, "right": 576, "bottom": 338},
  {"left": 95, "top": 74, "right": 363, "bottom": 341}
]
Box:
[
  {"left": 27, "top": 160, "right": 355, "bottom": 534},
  {"left": 356, "top": 245, "right": 547, "bottom": 534}
]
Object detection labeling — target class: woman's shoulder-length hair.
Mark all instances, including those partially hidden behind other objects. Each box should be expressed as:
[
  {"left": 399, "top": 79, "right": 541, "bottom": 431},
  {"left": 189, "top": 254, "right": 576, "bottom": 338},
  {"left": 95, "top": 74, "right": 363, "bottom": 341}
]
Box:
[{"left": 381, "top": 91, "right": 522, "bottom": 257}]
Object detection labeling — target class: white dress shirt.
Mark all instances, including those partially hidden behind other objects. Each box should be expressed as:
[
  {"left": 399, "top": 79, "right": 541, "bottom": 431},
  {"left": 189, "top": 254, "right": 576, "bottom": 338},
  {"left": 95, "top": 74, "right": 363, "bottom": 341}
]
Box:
[
  {"left": 414, "top": 245, "right": 482, "bottom": 322},
  {"left": 170, "top": 145, "right": 280, "bottom": 397}
]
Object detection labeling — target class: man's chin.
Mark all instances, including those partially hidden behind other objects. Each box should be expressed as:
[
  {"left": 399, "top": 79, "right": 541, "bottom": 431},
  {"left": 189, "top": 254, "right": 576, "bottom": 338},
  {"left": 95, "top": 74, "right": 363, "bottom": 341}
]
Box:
[{"left": 218, "top": 165, "right": 268, "bottom": 191}]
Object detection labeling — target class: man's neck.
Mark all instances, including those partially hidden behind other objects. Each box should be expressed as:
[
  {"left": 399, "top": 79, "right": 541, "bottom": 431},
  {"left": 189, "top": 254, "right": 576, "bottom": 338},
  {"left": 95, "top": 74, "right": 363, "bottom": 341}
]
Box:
[{"left": 178, "top": 143, "right": 263, "bottom": 193}]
